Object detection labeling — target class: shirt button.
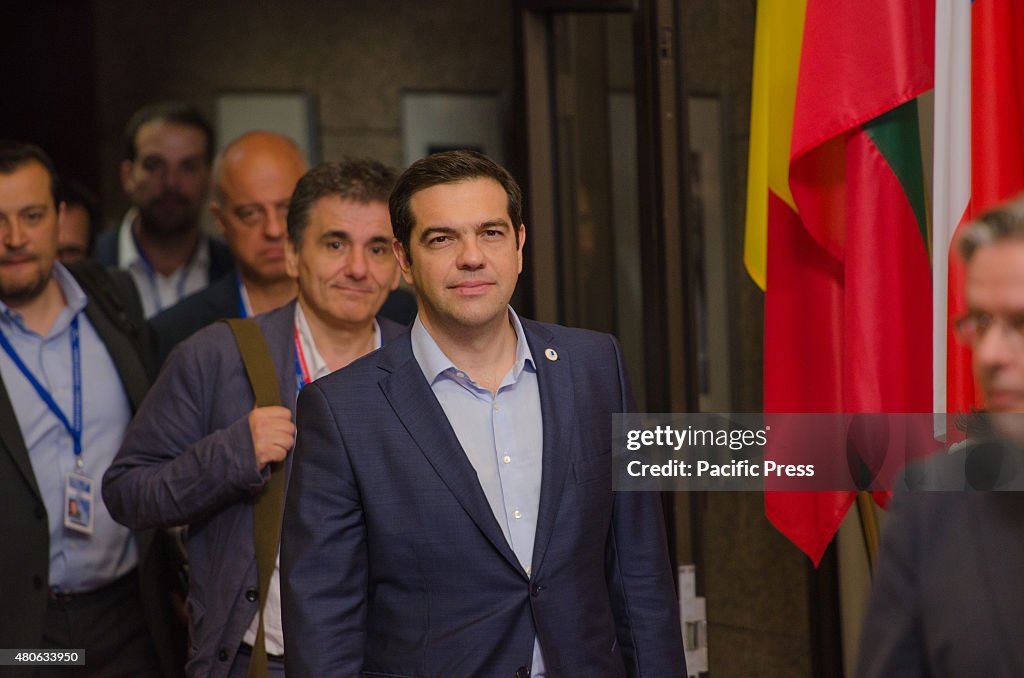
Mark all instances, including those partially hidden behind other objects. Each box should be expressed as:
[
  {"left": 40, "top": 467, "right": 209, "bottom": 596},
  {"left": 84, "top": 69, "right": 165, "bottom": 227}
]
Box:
[
  {"left": 456, "top": 371, "right": 466, "bottom": 379},
  {"left": 503, "top": 455, "right": 511, "bottom": 464},
  {"left": 493, "top": 403, "right": 499, "bottom": 411},
  {"left": 513, "top": 510, "right": 522, "bottom": 519}
]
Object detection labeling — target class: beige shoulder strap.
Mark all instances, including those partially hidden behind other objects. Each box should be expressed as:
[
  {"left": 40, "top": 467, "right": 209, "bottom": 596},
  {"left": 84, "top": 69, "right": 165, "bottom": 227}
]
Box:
[{"left": 223, "top": 318, "right": 284, "bottom": 678}]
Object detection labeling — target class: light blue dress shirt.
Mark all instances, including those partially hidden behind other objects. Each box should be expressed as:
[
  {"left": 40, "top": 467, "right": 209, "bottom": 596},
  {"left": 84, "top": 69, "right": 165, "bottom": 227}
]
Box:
[
  {"left": 410, "top": 308, "right": 547, "bottom": 677},
  {"left": 0, "top": 264, "right": 136, "bottom": 592}
]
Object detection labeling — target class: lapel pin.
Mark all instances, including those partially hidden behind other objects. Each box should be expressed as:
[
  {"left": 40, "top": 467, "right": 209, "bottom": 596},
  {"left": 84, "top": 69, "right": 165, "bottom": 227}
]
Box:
[{"left": 544, "top": 348, "right": 558, "bottom": 361}]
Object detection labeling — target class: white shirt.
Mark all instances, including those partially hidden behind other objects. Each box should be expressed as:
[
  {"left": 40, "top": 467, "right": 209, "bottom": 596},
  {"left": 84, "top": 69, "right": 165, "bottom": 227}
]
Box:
[{"left": 116, "top": 209, "right": 212, "bottom": 318}]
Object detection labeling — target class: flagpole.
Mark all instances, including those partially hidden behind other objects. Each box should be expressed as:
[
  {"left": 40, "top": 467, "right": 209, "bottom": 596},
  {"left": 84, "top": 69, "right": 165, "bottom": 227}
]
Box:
[{"left": 855, "top": 491, "right": 879, "bottom": 572}]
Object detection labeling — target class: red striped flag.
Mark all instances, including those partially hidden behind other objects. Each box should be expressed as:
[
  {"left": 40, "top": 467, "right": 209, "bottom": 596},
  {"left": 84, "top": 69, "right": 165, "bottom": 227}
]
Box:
[{"left": 935, "top": 0, "right": 1024, "bottom": 419}]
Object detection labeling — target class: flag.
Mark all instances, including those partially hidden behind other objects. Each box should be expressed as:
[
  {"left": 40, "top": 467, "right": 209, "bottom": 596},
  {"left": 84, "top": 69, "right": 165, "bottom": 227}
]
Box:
[
  {"left": 745, "top": 0, "right": 933, "bottom": 565},
  {"left": 934, "top": 0, "right": 1024, "bottom": 419}
]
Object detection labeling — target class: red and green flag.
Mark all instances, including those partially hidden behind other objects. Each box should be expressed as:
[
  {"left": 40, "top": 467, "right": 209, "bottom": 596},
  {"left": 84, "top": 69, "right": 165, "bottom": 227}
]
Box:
[{"left": 744, "top": 0, "right": 933, "bottom": 564}]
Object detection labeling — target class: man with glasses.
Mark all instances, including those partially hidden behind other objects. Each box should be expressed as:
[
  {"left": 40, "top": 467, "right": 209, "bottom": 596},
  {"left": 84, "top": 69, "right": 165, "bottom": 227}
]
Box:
[{"left": 858, "top": 194, "right": 1024, "bottom": 676}]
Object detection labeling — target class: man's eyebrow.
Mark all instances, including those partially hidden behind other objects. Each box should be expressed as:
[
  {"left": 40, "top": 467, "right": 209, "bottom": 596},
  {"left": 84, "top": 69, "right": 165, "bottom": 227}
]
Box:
[
  {"left": 478, "top": 219, "right": 509, "bottom": 229},
  {"left": 419, "top": 226, "right": 457, "bottom": 242},
  {"left": 319, "top": 229, "right": 351, "bottom": 240}
]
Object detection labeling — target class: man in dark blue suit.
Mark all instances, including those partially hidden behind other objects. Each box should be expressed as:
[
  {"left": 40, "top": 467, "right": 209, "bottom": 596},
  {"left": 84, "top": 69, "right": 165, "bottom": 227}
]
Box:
[
  {"left": 858, "top": 194, "right": 1024, "bottom": 677},
  {"left": 281, "top": 150, "right": 685, "bottom": 677}
]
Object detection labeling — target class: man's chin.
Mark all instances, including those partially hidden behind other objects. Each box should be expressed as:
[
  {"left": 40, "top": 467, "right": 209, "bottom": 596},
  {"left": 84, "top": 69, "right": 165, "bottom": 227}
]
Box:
[
  {"left": 0, "top": 275, "right": 51, "bottom": 306},
  {"left": 986, "top": 411, "right": 1024, "bottom": 446},
  {"left": 138, "top": 208, "right": 199, "bottom": 237}
]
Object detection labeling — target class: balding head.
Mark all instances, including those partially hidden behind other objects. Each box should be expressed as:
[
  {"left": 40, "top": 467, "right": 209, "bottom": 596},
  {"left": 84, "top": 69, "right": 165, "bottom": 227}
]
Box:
[
  {"left": 211, "top": 131, "right": 308, "bottom": 289},
  {"left": 213, "top": 131, "right": 307, "bottom": 204}
]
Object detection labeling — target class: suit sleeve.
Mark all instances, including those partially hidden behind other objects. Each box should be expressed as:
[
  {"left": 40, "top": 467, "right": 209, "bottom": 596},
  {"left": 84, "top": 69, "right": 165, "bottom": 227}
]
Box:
[
  {"left": 281, "top": 381, "right": 367, "bottom": 676},
  {"left": 603, "top": 334, "right": 687, "bottom": 677},
  {"left": 102, "top": 334, "right": 266, "bottom": 529},
  {"left": 855, "top": 492, "right": 928, "bottom": 678}
]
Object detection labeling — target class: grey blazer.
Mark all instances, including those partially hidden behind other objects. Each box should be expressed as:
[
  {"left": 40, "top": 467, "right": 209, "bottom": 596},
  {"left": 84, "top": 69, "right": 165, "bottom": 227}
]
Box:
[
  {"left": 103, "top": 300, "right": 404, "bottom": 678},
  {"left": 858, "top": 488, "right": 1024, "bottom": 677}
]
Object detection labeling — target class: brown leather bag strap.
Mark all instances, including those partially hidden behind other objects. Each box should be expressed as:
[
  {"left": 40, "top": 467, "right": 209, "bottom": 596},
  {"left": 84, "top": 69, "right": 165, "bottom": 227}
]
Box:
[{"left": 223, "top": 318, "right": 285, "bottom": 678}]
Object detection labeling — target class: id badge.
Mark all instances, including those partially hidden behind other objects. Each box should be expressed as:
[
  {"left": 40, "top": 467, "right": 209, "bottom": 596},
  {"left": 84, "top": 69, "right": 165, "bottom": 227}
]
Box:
[{"left": 64, "top": 472, "right": 94, "bottom": 535}]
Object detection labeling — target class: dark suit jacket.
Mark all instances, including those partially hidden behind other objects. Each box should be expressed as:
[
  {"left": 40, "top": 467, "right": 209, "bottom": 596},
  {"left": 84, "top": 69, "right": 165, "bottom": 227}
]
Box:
[
  {"left": 104, "top": 301, "right": 404, "bottom": 678},
  {"left": 149, "top": 273, "right": 418, "bottom": 368},
  {"left": 93, "top": 228, "right": 235, "bottom": 284},
  {"left": 281, "top": 319, "right": 686, "bottom": 677},
  {"left": 858, "top": 488, "right": 1024, "bottom": 677},
  {"left": 0, "top": 262, "right": 183, "bottom": 678}
]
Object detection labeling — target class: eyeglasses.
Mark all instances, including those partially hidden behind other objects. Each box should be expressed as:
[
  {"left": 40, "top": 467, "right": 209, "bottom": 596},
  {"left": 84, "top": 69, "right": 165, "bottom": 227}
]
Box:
[{"left": 954, "top": 312, "right": 1024, "bottom": 346}]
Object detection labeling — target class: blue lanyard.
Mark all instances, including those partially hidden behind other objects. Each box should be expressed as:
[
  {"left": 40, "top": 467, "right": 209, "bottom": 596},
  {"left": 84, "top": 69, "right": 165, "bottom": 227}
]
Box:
[
  {"left": 0, "top": 316, "right": 83, "bottom": 460},
  {"left": 131, "top": 227, "right": 189, "bottom": 313}
]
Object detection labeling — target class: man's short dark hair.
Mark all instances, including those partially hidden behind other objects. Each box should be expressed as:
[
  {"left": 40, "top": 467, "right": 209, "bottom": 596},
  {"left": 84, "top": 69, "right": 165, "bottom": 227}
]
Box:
[
  {"left": 0, "top": 139, "right": 60, "bottom": 204},
  {"left": 123, "top": 101, "right": 215, "bottom": 164},
  {"left": 287, "top": 159, "right": 398, "bottom": 245},
  {"left": 389, "top": 150, "right": 523, "bottom": 262},
  {"left": 958, "top": 192, "right": 1024, "bottom": 263}
]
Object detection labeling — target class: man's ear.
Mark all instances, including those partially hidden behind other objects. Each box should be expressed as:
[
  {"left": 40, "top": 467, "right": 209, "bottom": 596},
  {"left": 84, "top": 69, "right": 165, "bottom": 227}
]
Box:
[
  {"left": 392, "top": 238, "right": 414, "bottom": 285},
  {"left": 119, "top": 159, "right": 135, "bottom": 194},
  {"left": 209, "top": 203, "right": 229, "bottom": 236},
  {"left": 516, "top": 224, "right": 526, "bottom": 274},
  {"left": 285, "top": 238, "right": 300, "bottom": 280}
]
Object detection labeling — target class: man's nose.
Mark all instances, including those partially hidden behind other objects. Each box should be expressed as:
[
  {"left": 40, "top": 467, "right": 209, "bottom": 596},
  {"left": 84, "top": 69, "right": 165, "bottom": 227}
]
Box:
[
  {"left": 456, "top": 237, "right": 484, "bottom": 269},
  {"left": 2, "top": 220, "right": 28, "bottom": 249},
  {"left": 344, "top": 246, "right": 368, "bottom": 279},
  {"left": 975, "top": 320, "right": 1021, "bottom": 368},
  {"left": 264, "top": 207, "right": 286, "bottom": 239}
]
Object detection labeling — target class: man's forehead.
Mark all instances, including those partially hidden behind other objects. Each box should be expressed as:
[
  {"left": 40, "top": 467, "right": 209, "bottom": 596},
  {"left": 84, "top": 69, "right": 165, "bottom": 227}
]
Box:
[
  {"left": 0, "top": 162, "right": 54, "bottom": 207},
  {"left": 310, "top": 197, "right": 391, "bottom": 234},
  {"left": 409, "top": 178, "right": 510, "bottom": 227},
  {"left": 221, "top": 157, "right": 303, "bottom": 202},
  {"left": 966, "top": 241, "right": 1024, "bottom": 302},
  {"left": 135, "top": 119, "right": 209, "bottom": 157}
]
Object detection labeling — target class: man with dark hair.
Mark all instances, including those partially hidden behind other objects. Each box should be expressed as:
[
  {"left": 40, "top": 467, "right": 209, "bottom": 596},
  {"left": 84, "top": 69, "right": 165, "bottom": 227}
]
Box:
[
  {"left": 858, "top": 193, "right": 1024, "bottom": 676},
  {"left": 104, "top": 158, "right": 404, "bottom": 678},
  {"left": 94, "top": 101, "right": 233, "bottom": 317},
  {"left": 281, "top": 150, "right": 686, "bottom": 677},
  {"left": 56, "top": 177, "right": 99, "bottom": 263},
  {"left": 0, "top": 140, "right": 183, "bottom": 677}
]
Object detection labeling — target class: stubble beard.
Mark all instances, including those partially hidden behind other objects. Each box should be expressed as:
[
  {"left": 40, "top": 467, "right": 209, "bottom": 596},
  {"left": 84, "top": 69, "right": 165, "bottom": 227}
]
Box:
[
  {"left": 0, "top": 262, "right": 51, "bottom": 307},
  {"left": 137, "top": 195, "right": 201, "bottom": 240}
]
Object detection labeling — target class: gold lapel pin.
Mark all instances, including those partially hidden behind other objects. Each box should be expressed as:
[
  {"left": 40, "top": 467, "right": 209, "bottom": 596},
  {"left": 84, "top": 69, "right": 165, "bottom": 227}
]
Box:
[{"left": 544, "top": 348, "right": 558, "bottom": 361}]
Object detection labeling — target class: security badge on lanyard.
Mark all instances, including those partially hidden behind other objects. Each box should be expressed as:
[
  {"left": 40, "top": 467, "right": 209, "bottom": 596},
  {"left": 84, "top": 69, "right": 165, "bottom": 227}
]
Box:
[{"left": 0, "top": 315, "right": 93, "bottom": 535}]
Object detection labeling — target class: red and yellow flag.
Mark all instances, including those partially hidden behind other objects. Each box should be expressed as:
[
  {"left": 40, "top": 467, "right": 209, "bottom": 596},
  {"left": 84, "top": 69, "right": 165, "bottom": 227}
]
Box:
[{"left": 745, "top": 0, "right": 933, "bottom": 565}]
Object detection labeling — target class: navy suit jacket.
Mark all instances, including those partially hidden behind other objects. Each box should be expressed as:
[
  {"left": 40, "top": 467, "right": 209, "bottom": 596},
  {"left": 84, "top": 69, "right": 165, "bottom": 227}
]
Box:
[
  {"left": 857, "top": 489, "right": 1024, "bottom": 677},
  {"left": 281, "top": 318, "right": 685, "bottom": 677},
  {"left": 104, "top": 301, "right": 404, "bottom": 678}
]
